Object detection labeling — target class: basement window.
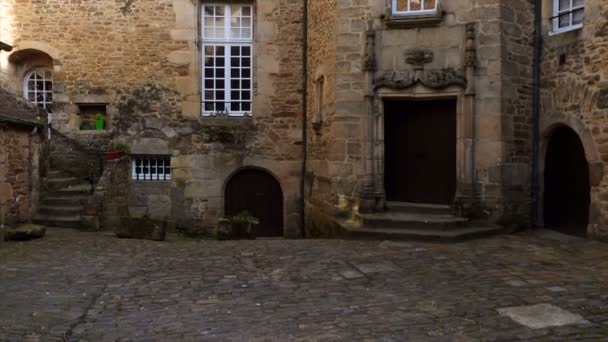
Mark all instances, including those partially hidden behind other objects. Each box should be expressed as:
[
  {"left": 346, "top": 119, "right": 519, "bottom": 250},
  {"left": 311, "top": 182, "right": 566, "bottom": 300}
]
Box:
[{"left": 132, "top": 156, "right": 172, "bottom": 181}]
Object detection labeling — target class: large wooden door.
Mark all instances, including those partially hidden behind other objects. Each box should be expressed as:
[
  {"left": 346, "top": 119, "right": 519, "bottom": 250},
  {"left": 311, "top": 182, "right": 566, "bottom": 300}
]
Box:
[
  {"left": 225, "top": 169, "right": 284, "bottom": 237},
  {"left": 384, "top": 99, "right": 457, "bottom": 204}
]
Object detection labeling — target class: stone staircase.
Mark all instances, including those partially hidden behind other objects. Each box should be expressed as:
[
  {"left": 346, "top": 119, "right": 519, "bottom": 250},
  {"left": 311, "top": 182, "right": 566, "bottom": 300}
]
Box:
[
  {"left": 33, "top": 170, "right": 92, "bottom": 229},
  {"left": 338, "top": 201, "right": 504, "bottom": 241}
]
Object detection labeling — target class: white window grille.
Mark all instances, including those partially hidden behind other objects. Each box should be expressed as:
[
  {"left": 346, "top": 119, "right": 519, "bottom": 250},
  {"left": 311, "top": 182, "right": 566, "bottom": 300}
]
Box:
[
  {"left": 202, "top": 3, "right": 253, "bottom": 116},
  {"left": 552, "top": 0, "right": 584, "bottom": 34},
  {"left": 23, "top": 68, "right": 53, "bottom": 112},
  {"left": 132, "top": 156, "right": 172, "bottom": 181},
  {"left": 392, "top": 0, "right": 438, "bottom": 15}
]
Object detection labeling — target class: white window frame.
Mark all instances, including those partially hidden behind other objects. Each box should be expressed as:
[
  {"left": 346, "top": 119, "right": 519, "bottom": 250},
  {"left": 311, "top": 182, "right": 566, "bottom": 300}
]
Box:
[
  {"left": 23, "top": 68, "right": 53, "bottom": 112},
  {"left": 201, "top": 3, "right": 253, "bottom": 117},
  {"left": 551, "top": 0, "right": 584, "bottom": 35},
  {"left": 132, "top": 156, "right": 172, "bottom": 182},
  {"left": 391, "top": 0, "right": 438, "bottom": 16}
]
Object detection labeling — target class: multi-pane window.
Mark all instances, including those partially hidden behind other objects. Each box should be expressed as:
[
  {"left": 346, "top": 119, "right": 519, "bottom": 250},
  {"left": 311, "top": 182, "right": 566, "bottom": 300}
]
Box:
[
  {"left": 202, "top": 3, "right": 253, "bottom": 116},
  {"left": 23, "top": 68, "right": 53, "bottom": 112},
  {"left": 553, "top": 0, "right": 584, "bottom": 32},
  {"left": 132, "top": 156, "right": 172, "bottom": 181},
  {"left": 392, "top": 0, "right": 438, "bottom": 15}
]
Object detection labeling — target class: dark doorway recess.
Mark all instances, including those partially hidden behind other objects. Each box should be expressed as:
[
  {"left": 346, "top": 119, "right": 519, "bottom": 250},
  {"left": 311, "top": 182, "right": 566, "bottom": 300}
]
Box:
[
  {"left": 384, "top": 98, "right": 457, "bottom": 205},
  {"left": 544, "top": 126, "right": 590, "bottom": 237},
  {"left": 225, "top": 168, "right": 284, "bottom": 237}
]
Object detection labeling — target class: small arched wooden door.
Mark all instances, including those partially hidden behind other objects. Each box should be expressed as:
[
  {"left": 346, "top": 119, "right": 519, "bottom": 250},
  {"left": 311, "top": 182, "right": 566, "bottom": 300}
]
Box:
[{"left": 225, "top": 169, "right": 284, "bottom": 237}]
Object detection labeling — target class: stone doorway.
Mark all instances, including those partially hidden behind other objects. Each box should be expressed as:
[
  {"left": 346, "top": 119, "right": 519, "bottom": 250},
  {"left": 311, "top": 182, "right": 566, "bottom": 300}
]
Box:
[
  {"left": 543, "top": 126, "right": 590, "bottom": 237},
  {"left": 384, "top": 99, "right": 457, "bottom": 205},
  {"left": 225, "top": 168, "right": 284, "bottom": 237}
]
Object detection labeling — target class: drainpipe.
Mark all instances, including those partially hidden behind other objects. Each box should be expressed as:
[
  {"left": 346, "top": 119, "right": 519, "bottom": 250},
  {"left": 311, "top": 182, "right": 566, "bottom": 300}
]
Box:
[
  {"left": 300, "top": 0, "right": 309, "bottom": 238},
  {"left": 531, "top": 0, "right": 543, "bottom": 227}
]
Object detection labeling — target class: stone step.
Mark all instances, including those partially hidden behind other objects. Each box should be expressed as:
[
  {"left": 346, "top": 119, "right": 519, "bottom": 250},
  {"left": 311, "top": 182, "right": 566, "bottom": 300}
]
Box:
[
  {"left": 33, "top": 214, "right": 82, "bottom": 229},
  {"left": 359, "top": 212, "right": 469, "bottom": 231},
  {"left": 42, "top": 195, "right": 90, "bottom": 206},
  {"left": 47, "top": 184, "right": 92, "bottom": 197},
  {"left": 47, "top": 177, "right": 82, "bottom": 190},
  {"left": 385, "top": 201, "right": 452, "bottom": 215},
  {"left": 38, "top": 205, "right": 83, "bottom": 216},
  {"left": 337, "top": 220, "right": 505, "bottom": 242}
]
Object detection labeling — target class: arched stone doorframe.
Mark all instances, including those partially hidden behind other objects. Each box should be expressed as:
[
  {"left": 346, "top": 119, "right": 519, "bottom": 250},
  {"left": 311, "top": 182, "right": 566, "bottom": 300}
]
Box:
[
  {"left": 539, "top": 117, "right": 603, "bottom": 232},
  {"left": 221, "top": 165, "right": 287, "bottom": 235}
]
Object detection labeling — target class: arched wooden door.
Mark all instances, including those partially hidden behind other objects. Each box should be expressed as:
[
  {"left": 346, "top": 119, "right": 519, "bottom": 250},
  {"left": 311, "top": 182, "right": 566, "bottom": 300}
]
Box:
[
  {"left": 544, "top": 126, "right": 590, "bottom": 237},
  {"left": 225, "top": 169, "right": 284, "bottom": 237}
]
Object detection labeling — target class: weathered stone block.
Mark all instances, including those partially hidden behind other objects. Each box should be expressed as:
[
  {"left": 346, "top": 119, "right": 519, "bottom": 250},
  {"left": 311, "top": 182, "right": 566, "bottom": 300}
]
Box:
[
  {"left": 115, "top": 216, "right": 167, "bottom": 241},
  {"left": 4, "top": 224, "right": 46, "bottom": 241}
]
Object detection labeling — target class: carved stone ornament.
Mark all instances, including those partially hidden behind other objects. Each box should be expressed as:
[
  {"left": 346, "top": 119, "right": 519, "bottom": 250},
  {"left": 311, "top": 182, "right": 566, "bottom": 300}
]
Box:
[
  {"left": 405, "top": 49, "right": 433, "bottom": 70},
  {"left": 374, "top": 68, "right": 467, "bottom": 90}
]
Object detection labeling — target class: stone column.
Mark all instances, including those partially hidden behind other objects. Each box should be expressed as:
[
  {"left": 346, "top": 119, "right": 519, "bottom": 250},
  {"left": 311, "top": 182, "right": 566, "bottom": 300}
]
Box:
[
  {"left": 359, "top": 18, "right": 383, "bottom": 213},
  {"left": 454, "top": 23, "right": 478, "bottom": 216}
]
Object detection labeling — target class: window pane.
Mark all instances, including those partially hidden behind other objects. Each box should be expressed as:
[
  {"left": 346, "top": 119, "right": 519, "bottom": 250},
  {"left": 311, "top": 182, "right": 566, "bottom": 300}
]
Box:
[
  {"left": 242, "top": 6, "right": 251, "bottom": 16},
  {"left": 573, "top": 0, "right": 584, "bottom": 7},
  {"left": 410, "top": 0, "right": 421, "bottom": 11},
  {"left": 242, "top": 102, "right": 251, "bottom": 112},
  {"left": 558, "top": 13, "right": 570, "bottom": 28},
  {"left": 242, "top": 68, "right": 250, "bottom": 78},
  {"left": 573, "top": 9, "right": 584, "bottom": 25},
  {"left": 396, "top": 0, "right": 407, "bottom": 11},
  {"left": 424, "top": 0, "right": 436, "bottom": 10},
  {"left": 559, "top": 0, "right": 570, "bottom": 11}
]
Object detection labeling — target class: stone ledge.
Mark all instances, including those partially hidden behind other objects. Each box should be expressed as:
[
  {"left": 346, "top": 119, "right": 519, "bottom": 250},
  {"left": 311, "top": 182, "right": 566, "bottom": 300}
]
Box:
[
  {"left": 384, "top": 12, "right": 444, "bottom": 29},
  {"left": 199, "top": 116, "right": 255, "bottom": 128}
]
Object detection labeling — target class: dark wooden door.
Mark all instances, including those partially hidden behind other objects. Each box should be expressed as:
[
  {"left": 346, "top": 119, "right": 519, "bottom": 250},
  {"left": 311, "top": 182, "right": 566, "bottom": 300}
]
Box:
[
  {"left": 544, "top": 127, "right": 590, "bottom": 237},
  {"left": 384, "top": 99, "right": 457, "bottom": 204},
  {"left": 225, "top": 169, "right": 284, "bottom": 237}
]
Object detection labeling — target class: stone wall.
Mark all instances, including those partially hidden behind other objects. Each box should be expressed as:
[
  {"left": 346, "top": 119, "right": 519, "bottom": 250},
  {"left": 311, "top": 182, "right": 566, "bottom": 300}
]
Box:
[
  {"left": 540, "top": 0, "right": 608, "bottom": 239},
  {"left": 3, "top": 0, "right": 305, "bottom": 236},
  {"left": 305, "top": 0, "right": 339, "bottom": 236},
  {"left": 0, "top": 125, "right": 42, "bottom": 225},
  {"left": 498, "top": 0, "right": 535, "bottom": 226},
  {"left": 94, "top": 157, "right": 131, "bottom": 230}
]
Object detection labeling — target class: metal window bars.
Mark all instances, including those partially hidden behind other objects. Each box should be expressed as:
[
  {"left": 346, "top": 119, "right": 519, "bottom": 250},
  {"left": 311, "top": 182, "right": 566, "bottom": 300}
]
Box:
[{"left": 132, "top": 157, "right": 172, "bottom": 181}]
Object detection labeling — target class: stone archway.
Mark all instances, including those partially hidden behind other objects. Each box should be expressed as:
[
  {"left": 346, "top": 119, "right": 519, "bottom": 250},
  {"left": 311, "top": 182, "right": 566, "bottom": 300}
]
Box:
[
  {"left": 543, "top": 125, "right": 590, "bottom": 237},
  {"left": 224, "top": 168, "right": 284, "bottom": 237}
]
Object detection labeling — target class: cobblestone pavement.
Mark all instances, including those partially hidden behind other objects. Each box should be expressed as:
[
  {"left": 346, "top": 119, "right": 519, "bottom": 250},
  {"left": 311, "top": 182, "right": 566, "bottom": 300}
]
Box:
[{"left": 1, "top": 229, "right": 608, "bottom": 341}]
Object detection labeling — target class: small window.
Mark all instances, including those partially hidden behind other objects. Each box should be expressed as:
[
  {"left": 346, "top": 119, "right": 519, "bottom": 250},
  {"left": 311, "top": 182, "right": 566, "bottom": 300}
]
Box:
[
  {"left": 552, "top": 0, "right": 584, "bottom": 33},
  {"left": 23, "top": 68, "right": 53, "bottom": 112},
  {"left": 392, "top": 0, "right": 437, "bottom": 15},
  {"left": 202, "top": 3, "right": 253, "bottom": 116},
  {"left": 132, "top": 156, "right": 172, "bottom": 181}
]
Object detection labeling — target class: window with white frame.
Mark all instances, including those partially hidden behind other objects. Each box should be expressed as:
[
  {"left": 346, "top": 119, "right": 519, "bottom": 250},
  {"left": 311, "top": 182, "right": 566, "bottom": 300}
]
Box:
[
  {"left": 202, "top": 3, "right": 253, "bottom": 116},
  {"left": 553, "top": 0, "right": 584, "bottom": 33},
  {"left": 392, "top": 0, "right": 438, "bottom": 15},
  {"left": 132, "top": 156, "right": 172, "bottom": 181},
  {"left": 23, "top": 68, "right": 53, "bottom": 112}
]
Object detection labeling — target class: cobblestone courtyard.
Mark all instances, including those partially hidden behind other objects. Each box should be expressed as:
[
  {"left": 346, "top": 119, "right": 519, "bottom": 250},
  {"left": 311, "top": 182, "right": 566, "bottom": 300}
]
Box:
[{"left": 1, "top": 229, "right": 608, "bottom": 341}]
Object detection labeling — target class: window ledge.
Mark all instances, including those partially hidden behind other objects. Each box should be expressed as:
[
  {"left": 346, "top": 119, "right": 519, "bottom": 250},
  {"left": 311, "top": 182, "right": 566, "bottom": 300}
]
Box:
[
  {"left": 385, "top": 11, "right": 444, "bottom": 29},
  {"left": 200, "top": 116, "right": 254, "bottom": 127},
  {"left": 549, "top": 24, "right": 583, "bottom": 36}
]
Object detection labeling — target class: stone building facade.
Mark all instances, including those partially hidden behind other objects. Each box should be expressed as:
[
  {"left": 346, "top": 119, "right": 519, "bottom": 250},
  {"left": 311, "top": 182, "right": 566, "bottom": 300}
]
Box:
[
  {"left": 1, "top": 0, "right": 607, "bottom": 240},
  {"left": 539, "top": 0, "right": 608, "bottom": 240},
  {"left": 1, "top": 0, "right": 305, "bottom": 236},
  {"left": 305, "top": 0, "right": 536, "bottom": 235}
]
